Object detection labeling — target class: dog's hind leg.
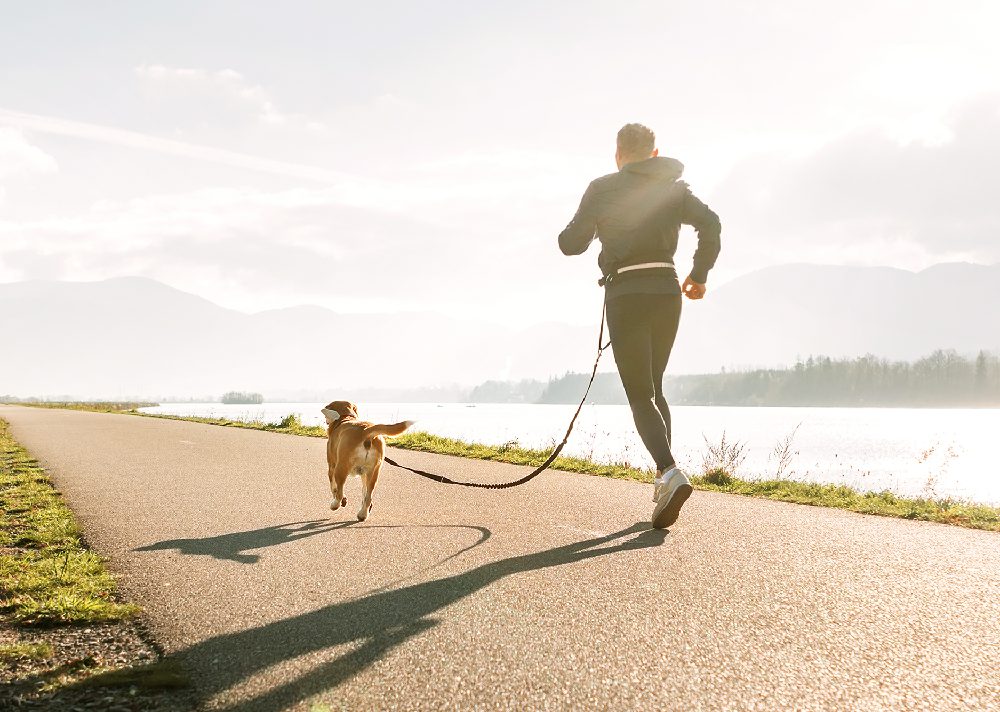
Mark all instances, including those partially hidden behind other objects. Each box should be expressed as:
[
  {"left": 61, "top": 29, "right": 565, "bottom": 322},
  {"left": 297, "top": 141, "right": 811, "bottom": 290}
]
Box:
[
  {"left": 329, "top": 464, "right": 348, "bottom": 512},
  {"left": 357, "top": 460, "right": 381, "bottom": 521}
]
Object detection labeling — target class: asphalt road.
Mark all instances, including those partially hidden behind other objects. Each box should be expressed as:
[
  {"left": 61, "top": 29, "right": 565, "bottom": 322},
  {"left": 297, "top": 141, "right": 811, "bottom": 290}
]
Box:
[{"left": 2, "top": 405, "right": 998, "bottom": 711}]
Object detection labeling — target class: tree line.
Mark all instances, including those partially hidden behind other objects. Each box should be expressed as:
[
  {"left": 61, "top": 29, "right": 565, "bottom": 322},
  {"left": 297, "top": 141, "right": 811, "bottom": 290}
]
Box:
[
  {"left": 533, "top": 350, "right": 1000, "bottom": 407},
  {"left": 221, "top": 391, "right": 264, "bottom": 404}
]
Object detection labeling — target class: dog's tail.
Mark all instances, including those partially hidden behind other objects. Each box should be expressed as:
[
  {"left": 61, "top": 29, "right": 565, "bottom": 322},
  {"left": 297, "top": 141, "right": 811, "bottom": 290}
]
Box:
[{"left": 363, "top": 420, "right": 415, "bottom": 444}]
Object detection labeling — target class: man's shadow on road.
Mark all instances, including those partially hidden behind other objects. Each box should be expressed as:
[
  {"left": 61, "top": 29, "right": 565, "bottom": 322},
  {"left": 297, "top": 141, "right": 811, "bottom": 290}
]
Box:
[{"left": 109, "top": 520, "right": 667, "bottom": 712}]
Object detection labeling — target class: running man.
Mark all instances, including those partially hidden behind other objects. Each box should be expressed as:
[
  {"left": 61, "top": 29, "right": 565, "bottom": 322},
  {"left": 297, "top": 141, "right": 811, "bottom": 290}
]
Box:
[{"left": 558, "top": 123, "right": 721, "bottom": 528}]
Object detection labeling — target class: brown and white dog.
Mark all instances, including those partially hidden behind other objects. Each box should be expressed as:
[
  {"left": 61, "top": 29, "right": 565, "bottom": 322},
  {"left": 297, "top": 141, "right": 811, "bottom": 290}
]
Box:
[{"left": 321, "top": 400, "right": 414, "bottom": 521}]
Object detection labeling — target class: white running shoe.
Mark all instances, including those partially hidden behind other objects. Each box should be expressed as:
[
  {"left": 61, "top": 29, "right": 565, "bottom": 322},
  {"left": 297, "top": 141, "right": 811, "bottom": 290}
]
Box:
[
  {"left": 652, "top": 465, "right": 677, "bottom": 501},
  {"left": 652, "top": 467, "right": 693, "bottom": 529}
]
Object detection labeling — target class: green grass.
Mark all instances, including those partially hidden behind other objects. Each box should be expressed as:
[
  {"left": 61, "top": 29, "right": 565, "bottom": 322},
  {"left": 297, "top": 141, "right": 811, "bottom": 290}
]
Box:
[
  {"left": 0, "top": 418, "right": 139, "bottom": 625},
  {"left": 0, "top": 640, "right": 54, "bottom": 663},
  {"left": 689, "top": 472, "right": 999, "bottom": 530},
  {"left": 19, "top": 401, "right": 156, "bottom": 413},
  {"left": 133, "top": 412, "right": 655, "bottom": 481},
  {"left": 19, "top": 403, "right": 1000, "bottom": 532},
  {"left": 78, "top": 658, "right": 190, "bottom": 690}
]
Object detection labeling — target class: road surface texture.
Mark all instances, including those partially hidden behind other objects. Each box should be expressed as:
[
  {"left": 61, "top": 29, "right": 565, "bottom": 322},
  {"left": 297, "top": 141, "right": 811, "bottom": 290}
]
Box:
[{"left": 2, "top": 405, "right": 997, "bottom": 711}]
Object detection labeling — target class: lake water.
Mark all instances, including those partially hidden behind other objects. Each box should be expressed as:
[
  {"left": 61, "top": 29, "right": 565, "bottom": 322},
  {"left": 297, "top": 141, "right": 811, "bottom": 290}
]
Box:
[{"left": 139, "top": 402, "right": 1000, "bottom": 505}]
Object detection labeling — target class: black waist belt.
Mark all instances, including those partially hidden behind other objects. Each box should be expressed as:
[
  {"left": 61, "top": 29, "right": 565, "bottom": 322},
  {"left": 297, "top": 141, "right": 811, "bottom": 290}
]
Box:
[{"left": 598, "top": 261, "right": 675, "bottom": 287}]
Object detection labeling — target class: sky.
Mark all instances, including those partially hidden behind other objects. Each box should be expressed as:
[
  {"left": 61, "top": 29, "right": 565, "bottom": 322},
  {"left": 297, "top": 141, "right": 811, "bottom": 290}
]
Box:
[{"left": 2, "top": 0, "right": 999, "bottom": 326}]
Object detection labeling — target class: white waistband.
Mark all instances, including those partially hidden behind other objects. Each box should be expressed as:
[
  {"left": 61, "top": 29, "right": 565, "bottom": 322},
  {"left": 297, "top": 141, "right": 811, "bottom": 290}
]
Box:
[{"left": 617, "top": 262, "right": 674, "bottom": 274}]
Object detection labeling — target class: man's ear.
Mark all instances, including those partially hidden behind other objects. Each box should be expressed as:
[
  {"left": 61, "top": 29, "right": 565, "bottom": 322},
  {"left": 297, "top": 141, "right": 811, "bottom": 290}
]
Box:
[
  {"left": 321, "top": 408, "right": 340, "bottom": 425},
  {"left": 651, "top": 148, "right": 659, "bottom": 158}
]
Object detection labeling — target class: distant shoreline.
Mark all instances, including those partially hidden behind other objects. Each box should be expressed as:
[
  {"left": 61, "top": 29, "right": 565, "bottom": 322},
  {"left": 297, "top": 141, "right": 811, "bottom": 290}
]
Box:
[
  {"left": 6, "top": 399, "right": 1000, "bottom": 411},
  {"left": 4, "top": 351, "right": 998, "bottom": 409}
]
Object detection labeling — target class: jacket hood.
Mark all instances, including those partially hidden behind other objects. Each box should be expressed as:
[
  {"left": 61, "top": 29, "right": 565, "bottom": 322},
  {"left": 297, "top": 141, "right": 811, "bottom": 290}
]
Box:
[{"left": 621, "top": 156, "right": 684, "bottom": 180}]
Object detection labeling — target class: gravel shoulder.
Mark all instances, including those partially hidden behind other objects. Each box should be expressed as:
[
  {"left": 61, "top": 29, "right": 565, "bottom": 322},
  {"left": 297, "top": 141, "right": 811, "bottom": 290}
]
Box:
[{"left": 1, "top": 619, "right": 193, "bottom": 711}]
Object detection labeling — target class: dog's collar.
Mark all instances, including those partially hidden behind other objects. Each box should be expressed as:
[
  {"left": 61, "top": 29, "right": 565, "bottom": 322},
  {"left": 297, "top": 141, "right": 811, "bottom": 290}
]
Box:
[{"left": 323, "top": 410, "right": 356, "bottom": 427}]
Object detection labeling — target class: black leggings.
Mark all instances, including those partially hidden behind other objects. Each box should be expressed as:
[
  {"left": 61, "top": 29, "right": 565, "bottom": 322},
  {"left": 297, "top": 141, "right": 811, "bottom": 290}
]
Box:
[{"left": 606, "top": 292, "right": 682, "bottom": 472}]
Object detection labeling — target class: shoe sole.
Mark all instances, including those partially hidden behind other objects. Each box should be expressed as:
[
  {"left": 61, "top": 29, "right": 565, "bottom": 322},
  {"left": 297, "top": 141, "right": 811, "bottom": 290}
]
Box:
[{"left": 652, "top": 483, "right": 693, "bottom": 529}]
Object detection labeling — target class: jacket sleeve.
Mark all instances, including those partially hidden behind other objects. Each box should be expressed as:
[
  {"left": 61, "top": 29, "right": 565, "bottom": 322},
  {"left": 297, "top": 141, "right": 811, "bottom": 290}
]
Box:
[
  {"left": 681, "top": 186, "right": 721, "bottom": 283},
  {"left": 558, "top": 183, "right": 598, "bottom": 255}
]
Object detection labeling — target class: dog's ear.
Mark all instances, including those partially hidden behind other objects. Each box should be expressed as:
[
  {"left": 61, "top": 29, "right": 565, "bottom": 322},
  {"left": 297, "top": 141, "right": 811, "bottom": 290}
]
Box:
[
  {"left": 321, "top": 408, "right": 340, "bottom": 425},
  {"left": 346, "top": 402, "right": 359, "bottom": 418}
]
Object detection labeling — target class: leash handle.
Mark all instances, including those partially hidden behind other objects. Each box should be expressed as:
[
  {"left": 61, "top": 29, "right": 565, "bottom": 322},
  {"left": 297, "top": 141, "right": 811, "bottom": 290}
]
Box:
[{"left": 384, "top": 295, "right": 610, "bottom": 490}]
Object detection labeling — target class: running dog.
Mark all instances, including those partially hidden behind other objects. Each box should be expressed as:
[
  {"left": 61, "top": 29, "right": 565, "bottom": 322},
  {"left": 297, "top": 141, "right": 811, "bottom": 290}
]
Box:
[{"left": 321, "top": 400, "right": 414, "bottom": 521}]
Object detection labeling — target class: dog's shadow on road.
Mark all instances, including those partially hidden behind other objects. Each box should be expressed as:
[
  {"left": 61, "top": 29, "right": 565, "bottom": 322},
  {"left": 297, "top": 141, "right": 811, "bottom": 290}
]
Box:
[
  {"left": 133, "top": 519, "right": 356, "bottom": 564},
  {"left": 133, "top": 520, "right": 494, "bottom": 570},
  {"left": 112, "top": 521, "right": 666, "bottom": 712}
]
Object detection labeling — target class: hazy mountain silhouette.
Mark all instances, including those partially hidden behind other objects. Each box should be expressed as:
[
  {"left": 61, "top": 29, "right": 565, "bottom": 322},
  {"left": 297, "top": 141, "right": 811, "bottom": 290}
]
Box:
[
  {"left": 0, "top": 276, "right": 592, "bottom": 398},
  {"left": 1, "top": 264, "right": 997, "bottom": 398}
]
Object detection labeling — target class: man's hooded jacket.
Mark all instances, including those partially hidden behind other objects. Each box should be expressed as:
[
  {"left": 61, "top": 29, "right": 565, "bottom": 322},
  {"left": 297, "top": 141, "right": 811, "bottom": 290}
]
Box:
[{"left": 558, "top": 156, "right": 721, "bottom": 297}]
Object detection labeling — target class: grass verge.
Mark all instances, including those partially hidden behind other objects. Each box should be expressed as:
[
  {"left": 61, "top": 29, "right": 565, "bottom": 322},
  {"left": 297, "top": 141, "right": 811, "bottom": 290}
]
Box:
[
  {"left": 0, "top": 640, "right": 53, "bottom": 663},
  {"left": 0, "top": 419, "right": 139, "bottom": 625},
  {"left": 17, "top": 403, "right": 1000, "bottom": 532},
  {"left": 77, "top": 658, "right": 190, "bottom": 690},
  {"left": 20, "top": 401, "right": 156, "bottom": 413}
]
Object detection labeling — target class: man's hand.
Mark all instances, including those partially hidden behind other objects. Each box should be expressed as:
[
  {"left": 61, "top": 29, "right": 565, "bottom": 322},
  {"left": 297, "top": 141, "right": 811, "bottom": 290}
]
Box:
[{"left": 682, "top": 276, "right": 706, "bottom": 300}]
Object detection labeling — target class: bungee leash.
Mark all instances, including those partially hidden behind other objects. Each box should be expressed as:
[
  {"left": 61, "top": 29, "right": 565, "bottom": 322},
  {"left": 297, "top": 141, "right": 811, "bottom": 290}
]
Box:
[{"left": 383, "top": 295, "right": 612, "bottom": 490}]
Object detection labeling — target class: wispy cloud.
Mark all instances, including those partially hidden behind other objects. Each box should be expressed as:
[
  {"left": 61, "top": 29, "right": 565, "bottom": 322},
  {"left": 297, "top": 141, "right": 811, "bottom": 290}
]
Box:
[
  {"left": 0, "top": 181, "right": 492, "bottom": 315},
  {"left": 134, "top": 64, "right": 326, "bottom": 130},
  {"left": 0, "top": 126, "right": 58, "bottom": 180},
  {"left": 0, "top": 108, "right": 353, "bottom": 184}
]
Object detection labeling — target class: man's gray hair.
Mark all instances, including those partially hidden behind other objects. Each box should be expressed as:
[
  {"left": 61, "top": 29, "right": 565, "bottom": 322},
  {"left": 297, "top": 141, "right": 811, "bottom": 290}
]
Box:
[{"left": 617, "top": 123, "right": 656, "bottom": 161}]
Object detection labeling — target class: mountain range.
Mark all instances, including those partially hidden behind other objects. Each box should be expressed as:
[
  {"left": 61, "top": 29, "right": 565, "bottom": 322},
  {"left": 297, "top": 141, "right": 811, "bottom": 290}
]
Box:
[{"left": 1, "top": 262, "right": 997, "bottom": 399}]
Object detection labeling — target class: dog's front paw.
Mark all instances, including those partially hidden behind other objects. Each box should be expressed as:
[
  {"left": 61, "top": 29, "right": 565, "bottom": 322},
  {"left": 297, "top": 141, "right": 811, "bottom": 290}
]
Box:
[{"left": 329, "top": 498, "right": 341, "bottom": 511}]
